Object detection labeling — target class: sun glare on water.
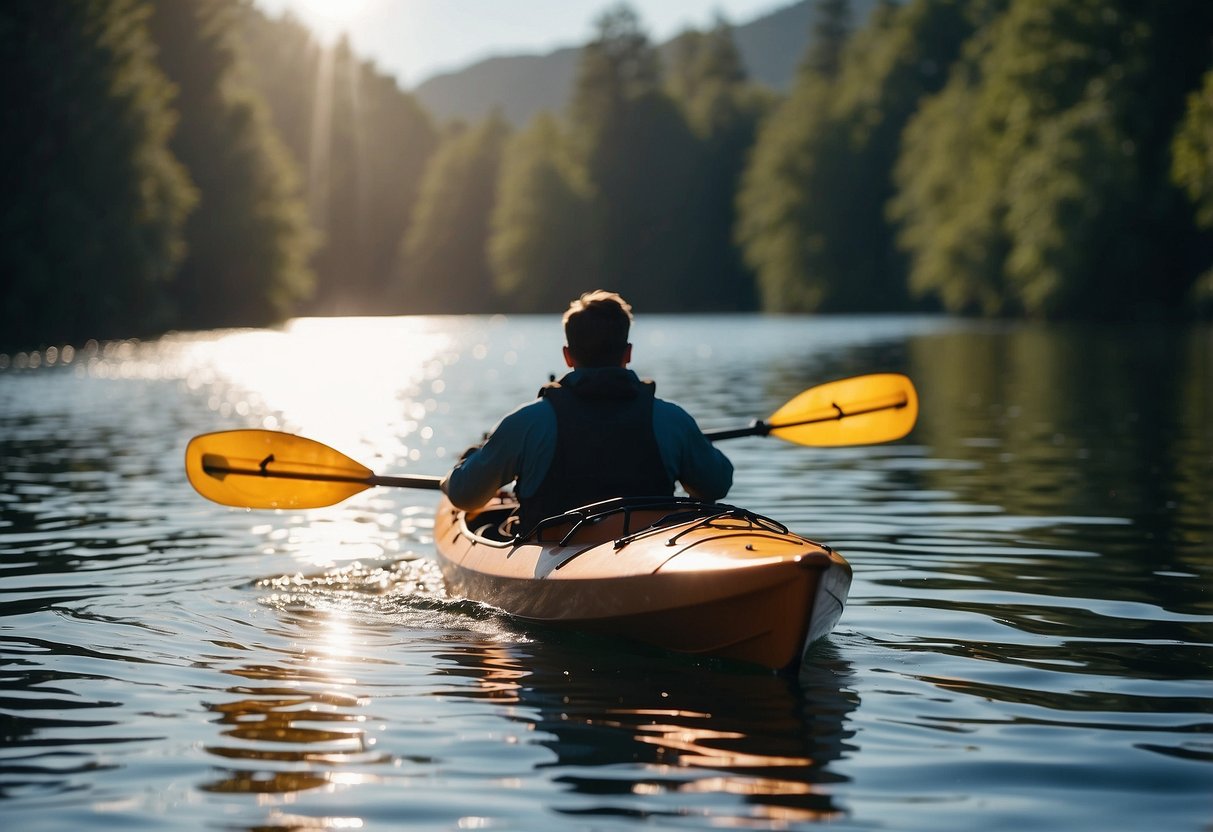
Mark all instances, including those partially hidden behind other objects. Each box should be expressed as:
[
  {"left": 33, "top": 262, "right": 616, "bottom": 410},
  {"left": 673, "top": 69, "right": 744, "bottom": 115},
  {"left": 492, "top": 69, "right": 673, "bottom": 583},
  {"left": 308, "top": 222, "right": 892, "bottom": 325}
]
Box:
[{"left": 175, "top": 317, "right": 454, "bottom": 476}]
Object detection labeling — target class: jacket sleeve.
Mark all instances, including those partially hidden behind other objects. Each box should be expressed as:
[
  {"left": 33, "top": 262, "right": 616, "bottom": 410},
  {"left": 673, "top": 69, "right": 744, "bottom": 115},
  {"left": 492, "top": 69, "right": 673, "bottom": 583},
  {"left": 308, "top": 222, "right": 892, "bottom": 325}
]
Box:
[
  {"left": 440, "top": 400, "right": 555, "bottom": 509},
  {"left": 653, "top": 400, "right": 733, "bottom": 501}
]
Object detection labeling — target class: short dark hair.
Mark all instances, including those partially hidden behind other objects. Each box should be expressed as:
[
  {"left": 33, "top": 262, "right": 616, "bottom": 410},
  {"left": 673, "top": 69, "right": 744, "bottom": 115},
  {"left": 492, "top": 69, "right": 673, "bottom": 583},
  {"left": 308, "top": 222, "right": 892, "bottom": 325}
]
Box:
[{"left": 563, "top": 290, "right": 633, "bottom": 367}]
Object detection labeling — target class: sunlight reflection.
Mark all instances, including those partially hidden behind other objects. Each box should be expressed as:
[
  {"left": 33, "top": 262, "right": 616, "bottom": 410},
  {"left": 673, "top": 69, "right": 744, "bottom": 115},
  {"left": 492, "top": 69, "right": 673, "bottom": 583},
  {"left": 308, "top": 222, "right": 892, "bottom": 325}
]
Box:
[
  {"left": 167, "top": 317, "right": 454, "bottom": 475},
  {"left": 222, "top": 319, "right": 444, "bottom": 448}
]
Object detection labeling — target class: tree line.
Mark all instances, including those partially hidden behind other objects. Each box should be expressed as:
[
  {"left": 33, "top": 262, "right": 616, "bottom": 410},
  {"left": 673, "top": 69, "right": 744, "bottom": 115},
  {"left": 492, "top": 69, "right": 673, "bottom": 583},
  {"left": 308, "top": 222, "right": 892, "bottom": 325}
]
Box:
[{"left": 3, "top": 0, "right": 1212, "bottom": 351}]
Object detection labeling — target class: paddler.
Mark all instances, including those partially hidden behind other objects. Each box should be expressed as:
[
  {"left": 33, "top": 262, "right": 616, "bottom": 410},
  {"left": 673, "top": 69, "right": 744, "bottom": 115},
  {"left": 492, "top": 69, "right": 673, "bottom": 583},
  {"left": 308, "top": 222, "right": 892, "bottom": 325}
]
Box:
[{"left": 441, "top": 290, "right": 733, "bottom": 532}]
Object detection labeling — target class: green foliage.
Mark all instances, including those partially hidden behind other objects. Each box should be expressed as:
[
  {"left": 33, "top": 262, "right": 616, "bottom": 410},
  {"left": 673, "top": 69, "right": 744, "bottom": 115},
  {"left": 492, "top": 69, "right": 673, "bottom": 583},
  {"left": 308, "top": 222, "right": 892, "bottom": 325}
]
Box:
[
  {"left": 1173, "top": 68, "right": 1213, "bottom": 230},
  {"left": 739, "top": 0, "right": 975, "bottom": 312},
  {"left": 238, "top": 13, "right": 438, "bottom": 315},
  {"left": 147, "top": 0, "right": 314, "bottom": 328},
  {"left": 0, "top": 0, "right": 195, "bottom": 348},
  {"left": 801, "top": 0, "right": 852, "bottom": 79},
  {"left": 1172, "top": 67, "right": 1213, "bottom": 314},
  {"left": 892, "top": 0, "right": 1213, "bottom": 319},
  {"left": 665, "top": 22, "right": 771, "bottom": 310},
  {"left": 8, "top": 0, "right": 1213, "bottom": 347},
  {"left": 562, "top": 5, "right": 708, "bottom": 309},
  {"left": 490, "top": 115, "right": 593, "bottom": 311},
  {"left": 400, "top": 114, "right": 512, "bottom": 312},
  {"left": 569, "top": 4, "right": 662, "bottom": 145}
]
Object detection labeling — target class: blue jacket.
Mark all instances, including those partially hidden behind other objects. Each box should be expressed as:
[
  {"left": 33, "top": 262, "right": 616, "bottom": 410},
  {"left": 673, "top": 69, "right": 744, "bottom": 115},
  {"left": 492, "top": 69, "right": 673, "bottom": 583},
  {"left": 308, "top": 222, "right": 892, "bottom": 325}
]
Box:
[{"left": 441, "top": 368, "right": 733, "bottom": 510}]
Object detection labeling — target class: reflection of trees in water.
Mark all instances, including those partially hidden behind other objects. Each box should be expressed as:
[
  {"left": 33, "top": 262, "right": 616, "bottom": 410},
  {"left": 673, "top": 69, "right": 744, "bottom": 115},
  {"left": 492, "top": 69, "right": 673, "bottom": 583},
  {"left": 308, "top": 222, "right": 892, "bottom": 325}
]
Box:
[
  {"left": 849, "top": 324, "right": 1213, "bottom": 750},
  {"left": 433, "top": 636, "right": 860, "bottom": 826},
  {"left": 909, "top": 325, "right": 1210, "bottom": 555},
  {"left": 197, "top": 630, "right": 860, "bottom": 827},
  {"left": 201, "top": 663, "right": 389, "bottom": 795}
]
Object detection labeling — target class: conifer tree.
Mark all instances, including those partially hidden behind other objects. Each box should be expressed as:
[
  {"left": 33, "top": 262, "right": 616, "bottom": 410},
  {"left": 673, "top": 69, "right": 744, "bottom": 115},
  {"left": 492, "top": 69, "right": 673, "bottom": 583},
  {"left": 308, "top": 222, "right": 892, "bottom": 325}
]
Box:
[
  {"left": 0, "top": 0, "right": 194, "bottom": 348},
  {"left": 892, "top": 0, "right": 1213, "bottom": 318},
  {"left": 490, "top": 114, "right": 592, "bottom": 311},
  {"left": 568, "top": 5, "right": 701, "bottom": 308},
  {"left": 666, "top": 20, "right": 770, "bottom": 310},
  {"left": 148, "top": 0, "right": 314, "bottom": 328},
  {"left": 1171, "top": 66, "right": 1213, "bottom": 314},
  {"left": 400, "top": 114, "right": 511, "bottom": 312}
]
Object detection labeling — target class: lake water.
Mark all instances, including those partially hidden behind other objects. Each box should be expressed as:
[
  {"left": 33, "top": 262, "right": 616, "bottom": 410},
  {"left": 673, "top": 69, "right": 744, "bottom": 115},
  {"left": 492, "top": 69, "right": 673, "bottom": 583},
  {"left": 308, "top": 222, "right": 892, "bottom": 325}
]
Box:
[{"left": 1, "top": 315, "right": 1209, "bottom": 831}]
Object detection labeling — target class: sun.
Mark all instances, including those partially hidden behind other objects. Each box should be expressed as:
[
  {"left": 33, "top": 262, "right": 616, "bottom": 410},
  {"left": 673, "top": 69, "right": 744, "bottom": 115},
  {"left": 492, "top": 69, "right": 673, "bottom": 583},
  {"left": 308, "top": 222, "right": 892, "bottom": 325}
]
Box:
[{"left": 282, "top": 0, "right": 377, "bottom": 40}]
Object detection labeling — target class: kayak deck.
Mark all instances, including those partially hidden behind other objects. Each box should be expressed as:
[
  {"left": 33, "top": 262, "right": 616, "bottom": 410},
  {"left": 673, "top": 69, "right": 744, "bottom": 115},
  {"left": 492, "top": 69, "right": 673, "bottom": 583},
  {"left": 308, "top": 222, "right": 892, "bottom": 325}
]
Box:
[{"left": 434, "top": 496, "right": 852, "bottom": 670}]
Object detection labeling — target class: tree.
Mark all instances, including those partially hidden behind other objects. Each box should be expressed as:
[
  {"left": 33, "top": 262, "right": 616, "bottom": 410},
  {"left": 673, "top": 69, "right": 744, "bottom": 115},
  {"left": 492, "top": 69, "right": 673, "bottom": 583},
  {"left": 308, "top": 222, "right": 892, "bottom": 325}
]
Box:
[
  {"left": 666, "top": 20, "right": 771, "bottom": 310},
  {"left": 236, "top": 12, "right": 438, "bottom": 315},
  {"left": 892, "top": 0, "right": 1213, "bottom": 319},
  {"left": 0, "top": 0, "right": 195, "bottom": 349},
  {"left": 737, "top": 0, "right": 978, "bottom": 313},
  {"left": 1171, "top": 65, "right": 1213, "bottom": 315},
  {"left": 801, "top": 0, "right": 852, "bottom": 80},
  {"left": 148, "top": 0, "right": 314, "bottom": 329},
  {"left": 399, "top": 114, "right": 512, "bottom": 312},
  {"left": 490, "top": 114, "right": 593, "bottom": 311},
  {"left": 567, "top": 5, "right": 703, "bottom": 309}
]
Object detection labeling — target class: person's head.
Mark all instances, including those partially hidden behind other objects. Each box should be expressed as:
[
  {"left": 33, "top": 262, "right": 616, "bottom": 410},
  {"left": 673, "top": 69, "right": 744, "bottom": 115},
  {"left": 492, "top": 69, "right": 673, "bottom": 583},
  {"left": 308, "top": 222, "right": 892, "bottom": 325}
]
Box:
[{"left": 562, "top": 290, "right": 633, "bottom": 368}]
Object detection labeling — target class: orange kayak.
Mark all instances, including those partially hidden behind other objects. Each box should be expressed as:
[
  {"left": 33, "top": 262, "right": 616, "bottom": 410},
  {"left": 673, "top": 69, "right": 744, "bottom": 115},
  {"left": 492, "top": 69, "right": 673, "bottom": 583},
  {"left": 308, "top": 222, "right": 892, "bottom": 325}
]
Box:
[{"left": 433, "top": 495, "right": 852, "bottom": 670}]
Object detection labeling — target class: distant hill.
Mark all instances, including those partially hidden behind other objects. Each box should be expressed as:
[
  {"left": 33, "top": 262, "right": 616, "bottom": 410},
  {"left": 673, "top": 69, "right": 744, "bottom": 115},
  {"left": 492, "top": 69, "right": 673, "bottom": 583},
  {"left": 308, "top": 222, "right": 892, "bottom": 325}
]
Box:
[{"left": 413, "top": 0, "right": 878, "bottom": 126}]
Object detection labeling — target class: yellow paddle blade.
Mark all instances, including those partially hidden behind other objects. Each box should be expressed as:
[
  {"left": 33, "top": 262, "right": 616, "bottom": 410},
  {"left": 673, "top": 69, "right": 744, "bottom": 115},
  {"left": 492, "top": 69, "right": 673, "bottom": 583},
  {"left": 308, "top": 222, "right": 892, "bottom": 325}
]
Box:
[
  {"left": 766, "top": 373, "right": 918, "bottom": 446},
  {"left": 185, "top": 429, "right": 374, "bottom": 509}
]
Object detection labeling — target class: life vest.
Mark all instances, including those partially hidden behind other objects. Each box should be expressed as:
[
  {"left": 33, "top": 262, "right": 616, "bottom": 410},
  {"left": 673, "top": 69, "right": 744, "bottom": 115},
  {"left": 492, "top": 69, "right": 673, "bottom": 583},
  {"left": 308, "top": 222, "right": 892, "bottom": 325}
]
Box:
[{"left": 520, "top": 369, "right": 673, "bottom": 533}]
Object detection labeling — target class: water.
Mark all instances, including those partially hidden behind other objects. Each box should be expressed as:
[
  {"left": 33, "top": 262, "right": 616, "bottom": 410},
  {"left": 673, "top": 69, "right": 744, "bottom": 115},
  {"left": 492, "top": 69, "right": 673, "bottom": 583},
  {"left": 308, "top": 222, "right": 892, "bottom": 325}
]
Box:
[{"left": 1, "top": 315, "right": 1209, "bottom": 831}]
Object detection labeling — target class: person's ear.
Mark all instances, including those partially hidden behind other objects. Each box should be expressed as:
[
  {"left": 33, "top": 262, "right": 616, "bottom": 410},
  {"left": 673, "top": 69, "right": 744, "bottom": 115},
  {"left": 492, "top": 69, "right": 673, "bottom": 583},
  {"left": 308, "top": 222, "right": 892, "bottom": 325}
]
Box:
[
  {"left": 563, "top": 345, "right": 575, "bottom": 368},
  {"left": 622, "top": 343, "right": 632, "bottom": 366}
]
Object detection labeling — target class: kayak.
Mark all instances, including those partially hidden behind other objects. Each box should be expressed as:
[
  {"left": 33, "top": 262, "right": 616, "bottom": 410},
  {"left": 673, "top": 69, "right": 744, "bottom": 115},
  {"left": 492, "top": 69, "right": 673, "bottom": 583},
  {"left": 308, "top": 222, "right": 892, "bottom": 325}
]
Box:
[
  {"left": 186, "top": 372, "right": 916, "bottom": 667},
  {"left": 433, "top": 494, "right": 852, "bottom": 670}
]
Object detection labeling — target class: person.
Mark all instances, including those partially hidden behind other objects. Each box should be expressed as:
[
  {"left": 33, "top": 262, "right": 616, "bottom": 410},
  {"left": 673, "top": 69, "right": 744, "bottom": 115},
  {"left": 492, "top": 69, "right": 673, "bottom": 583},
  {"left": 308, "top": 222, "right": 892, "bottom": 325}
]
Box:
[{"left": 441, "top": 290, "right": 733, "bottom": 532}]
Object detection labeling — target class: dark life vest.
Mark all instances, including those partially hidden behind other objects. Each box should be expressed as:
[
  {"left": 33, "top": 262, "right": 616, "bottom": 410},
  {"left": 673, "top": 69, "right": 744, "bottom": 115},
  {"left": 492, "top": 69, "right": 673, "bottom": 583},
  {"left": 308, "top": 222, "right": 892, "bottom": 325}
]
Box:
[{"left": 519, "top": 369, "right": 674, "bottom": 532}]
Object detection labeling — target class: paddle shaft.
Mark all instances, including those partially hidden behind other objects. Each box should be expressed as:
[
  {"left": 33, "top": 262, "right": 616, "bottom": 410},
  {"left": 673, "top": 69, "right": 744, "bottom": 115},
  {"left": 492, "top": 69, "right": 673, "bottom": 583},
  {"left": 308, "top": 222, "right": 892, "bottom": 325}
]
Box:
[
  {"left": 201, "top": 458, "right": 443, "bottom": 490},
  {"left": 703, "top": 391, "right": 909, "bottom": 441},
  {"left": 187, "top": 374, "right": 915, "bottom": 507},
  {"left": 200, "top": 387, "right": 908, "bottom": 489}
]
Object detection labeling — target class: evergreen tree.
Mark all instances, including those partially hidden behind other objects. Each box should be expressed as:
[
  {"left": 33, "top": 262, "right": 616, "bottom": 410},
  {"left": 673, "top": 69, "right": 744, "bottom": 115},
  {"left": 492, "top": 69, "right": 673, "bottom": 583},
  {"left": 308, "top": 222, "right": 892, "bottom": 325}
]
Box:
[
  {"left": 666, "top": 20, "right": 770, "bottom": 310},
  {"left": 148, "top": 0, "right": 314, "bottom": 329},
  {"left": 1171, "top": 65, "right": 1213, "bottom": 314},
  {"left": 737, "top": 0, "right": 977, "bottom": 313},
  {"left": 892, "top": 0, "right": 1213, "bottom": 319},
  {"left": 236, "top": 13, "right": 438, "bottom": 315},
  {"left": 735, "top": 75, "right": 836, "bottom": 311},
  {"left": 400, "top": 114, "right": 511, "bottom": 312},
  {"left": 568, "top": 5, "right": 702, "bottom": 309},
  {"left": 802, "top": 0, "right": 852, "bottom": 80},
  {"left": 490, "top": 114, "right": 593, "bottom": 311},
  {"left": 0, "top": 0, "right": 195, "bottom": 348},
  {"left": 569, "top": 4, "right": 662, "bottom": 148}
]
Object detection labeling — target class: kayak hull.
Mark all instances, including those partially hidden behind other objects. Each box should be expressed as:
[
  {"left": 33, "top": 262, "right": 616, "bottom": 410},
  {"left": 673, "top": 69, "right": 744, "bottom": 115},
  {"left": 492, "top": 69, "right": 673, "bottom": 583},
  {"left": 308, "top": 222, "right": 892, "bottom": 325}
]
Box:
[{"left": 434, "top": 496, "right": 851, "bottom": 670}]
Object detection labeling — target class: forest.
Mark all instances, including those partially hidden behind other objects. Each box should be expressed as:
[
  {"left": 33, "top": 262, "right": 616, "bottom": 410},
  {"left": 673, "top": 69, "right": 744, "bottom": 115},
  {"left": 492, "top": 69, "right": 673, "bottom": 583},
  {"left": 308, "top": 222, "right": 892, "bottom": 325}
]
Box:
[{"left": 3, "top": 0, "right": 1212, "bottom": 350}]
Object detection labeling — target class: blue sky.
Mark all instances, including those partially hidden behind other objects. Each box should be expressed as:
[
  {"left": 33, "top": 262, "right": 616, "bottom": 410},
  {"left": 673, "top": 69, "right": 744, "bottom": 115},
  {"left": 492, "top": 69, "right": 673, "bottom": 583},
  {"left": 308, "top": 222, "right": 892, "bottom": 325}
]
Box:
[{"left": 252, "top": 0, "right": 795, "bottom": 87}]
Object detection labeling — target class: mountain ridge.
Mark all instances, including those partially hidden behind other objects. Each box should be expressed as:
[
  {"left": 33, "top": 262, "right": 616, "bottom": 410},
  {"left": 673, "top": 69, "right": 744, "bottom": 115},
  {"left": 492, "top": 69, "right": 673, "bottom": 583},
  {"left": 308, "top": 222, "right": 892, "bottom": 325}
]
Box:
[{"left": 413, "top": 1, "right": 857, "bottom": 126}]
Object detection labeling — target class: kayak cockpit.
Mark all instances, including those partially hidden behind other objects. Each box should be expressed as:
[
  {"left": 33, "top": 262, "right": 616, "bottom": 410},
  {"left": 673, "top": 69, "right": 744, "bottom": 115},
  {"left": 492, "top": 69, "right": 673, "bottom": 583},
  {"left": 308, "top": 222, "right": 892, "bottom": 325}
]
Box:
[{"left": 460, "top": 495, "right": 825, "bottom": 552}]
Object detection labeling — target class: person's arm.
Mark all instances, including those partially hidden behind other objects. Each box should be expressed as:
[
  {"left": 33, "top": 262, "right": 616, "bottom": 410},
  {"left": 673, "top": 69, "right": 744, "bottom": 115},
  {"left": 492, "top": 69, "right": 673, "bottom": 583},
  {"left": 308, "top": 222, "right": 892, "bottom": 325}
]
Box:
[
  {"left": 441, "top": 401, "right": 554, "bottom": 509},
  {"left": 653, "top": 401, "right": 733, "bottom": 501}
]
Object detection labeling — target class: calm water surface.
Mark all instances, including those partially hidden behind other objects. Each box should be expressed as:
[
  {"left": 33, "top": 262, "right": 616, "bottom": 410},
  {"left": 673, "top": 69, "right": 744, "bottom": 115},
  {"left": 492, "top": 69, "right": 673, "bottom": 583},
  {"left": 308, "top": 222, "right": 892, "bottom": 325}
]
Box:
[{"left": 0, "top": 315, "right": 1209, "bottom": 831}]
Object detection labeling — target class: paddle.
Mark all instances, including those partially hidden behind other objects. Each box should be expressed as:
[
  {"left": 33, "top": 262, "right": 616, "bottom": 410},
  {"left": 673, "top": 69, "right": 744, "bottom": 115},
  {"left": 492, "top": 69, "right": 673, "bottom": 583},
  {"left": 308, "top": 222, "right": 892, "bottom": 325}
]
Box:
[
  {"left": 185, "top": 429, "right": 443, "bottom": 509},
  {"left": 185, "top": 373, "right": 917, "bottom": 509},
  {"left": 703, "top": 372, "right": 917, "bottom": 446}
]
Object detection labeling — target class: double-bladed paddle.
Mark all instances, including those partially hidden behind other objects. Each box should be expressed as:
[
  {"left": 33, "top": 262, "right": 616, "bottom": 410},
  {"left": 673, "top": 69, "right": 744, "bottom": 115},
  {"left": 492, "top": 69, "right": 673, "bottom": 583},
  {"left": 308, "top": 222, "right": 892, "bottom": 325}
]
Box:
[{"left": 185, "top": 372, "right": 917, "bottom": 510}]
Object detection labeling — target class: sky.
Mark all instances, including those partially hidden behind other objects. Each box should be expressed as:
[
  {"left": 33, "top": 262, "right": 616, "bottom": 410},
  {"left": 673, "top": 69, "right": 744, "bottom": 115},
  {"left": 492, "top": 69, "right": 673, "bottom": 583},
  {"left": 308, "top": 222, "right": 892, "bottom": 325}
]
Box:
[{"left": 251, "top": 0, "right": 796, "bottom": 88}]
